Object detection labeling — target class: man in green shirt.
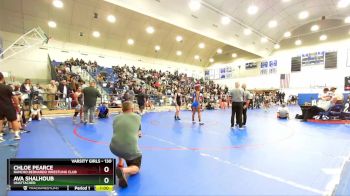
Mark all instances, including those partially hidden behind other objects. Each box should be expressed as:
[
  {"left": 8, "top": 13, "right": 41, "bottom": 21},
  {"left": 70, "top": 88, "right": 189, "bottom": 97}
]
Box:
[
  {"left": 110, "top": 101, "right": 142, "bottom": 188},
  {"left": 82, "top": 81, "right": 101, "bottom": 124}
]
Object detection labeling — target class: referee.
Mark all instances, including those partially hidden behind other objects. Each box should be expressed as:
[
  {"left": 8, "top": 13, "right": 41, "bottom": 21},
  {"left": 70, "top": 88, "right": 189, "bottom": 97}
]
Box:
[
  {"left": 230, "top": 82, "right": 244, "bottom": 129},
  {"left": 0, "top": 72, "right": 21, "bottom": 141},
  {"left": 242, "top": 83, "right": 251, "bottom": 127}
]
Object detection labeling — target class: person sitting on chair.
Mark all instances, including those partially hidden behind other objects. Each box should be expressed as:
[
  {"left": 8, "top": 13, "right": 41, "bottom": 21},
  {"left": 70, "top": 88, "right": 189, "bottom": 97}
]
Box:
[
  {"left": 277, "top": 103, "right": 289, "bottom": 119},
  {"left": 97, "top": 102, "right": 109, "bottom": 119},
  {"left": 302, "top": 95, "right": 337, "bottom": 121}
]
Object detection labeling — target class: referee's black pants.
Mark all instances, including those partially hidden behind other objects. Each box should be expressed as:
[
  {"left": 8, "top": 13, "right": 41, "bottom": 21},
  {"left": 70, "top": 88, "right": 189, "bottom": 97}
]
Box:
[
  {"left": 242, "top": 102, "right": 247, "bottom": 125},
  {"left": 231, "top": 102, "right": 243, "bottom": 128}
]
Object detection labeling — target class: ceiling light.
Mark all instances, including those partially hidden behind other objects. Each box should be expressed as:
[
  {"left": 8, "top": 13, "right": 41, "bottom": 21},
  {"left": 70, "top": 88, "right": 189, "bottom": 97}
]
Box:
[
  {"left": 345, "top": 16, "right": 350, "bottom": 23},
  {"left": 48, "top": 21, "right": 57, "bottom": 28},
  {"left": 176, "top": 50, "right": 182, "bottom": 56},
  {"left": 52, "top": 0, "right": 63, "bottom": 8},
  {"left": 107, "top": 15, "right": 116, "bottom": 23},
  {"left": 198, "top": 42, "right": 205, "bottom": 49},
  {"left": 244, "top": 28, "right": 252, "bottom": 35},
  {"left": 298, "top": 11, "right": 309, "bottom": 20},
  {"left": 209, "top": 58, "right": 214, "bottom": 63},
  {"left": 127, "top": 38, "right": 134, "bottom": 45},
  {"left": 261, "top": 37, "right": 268, "bottom": 43},
  {"left": 295, "top": 39, "right": 302, "bottom": 46},
  {"left": 217, "top": 48, "right": 223, "bottom": 54},
  {"left": 284, "top": 31, "right": 291, "bottom": 37},
  {"left": 247, "top": 5, "right": 258, "bottom": 15},
  {"left": 176, "top": 35, "right": 183, "bottom": 42},
  {"left": 221, "top": 16, "right": 231, "bottom": 25},
  {"left": 337, "top": 0, "right": 350, "bottom": 8},
  {"left": 232, "top": 53, "right": 237, "bottom": 58},
  {"left": 282, "top": 0, "right": 291, "bottom": 2},
  {"left": 189, "top": 0, "right": 201, "bottom": 11},
  {"left": 274, "top": 44, "right": 280, "bottom": 49},
  {"left": 155, "top": 45, "right": 160, "bottom": 51},
  {"left": 92, "top": 31, "right": 100, "bottom": 38},
  {"left": 310, "top": 24, "right": 319, "bottom": 31},
  {"left": 146, "top": 26, "right": 155, "bottom": 34},
  {"left": 268, "top": 20, "right": 278, "bottom": 28},
  {"left": 320, "top": 34, "right": 327, "bottom": 41},
  {"left": 194, "top": 55, "right": 200, "bottom": 60}
]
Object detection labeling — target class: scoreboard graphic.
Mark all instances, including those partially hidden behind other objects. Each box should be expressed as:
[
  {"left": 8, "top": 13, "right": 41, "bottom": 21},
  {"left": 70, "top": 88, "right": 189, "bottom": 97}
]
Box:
[{"left": 7, "top": 158, "right": 115, "bottom": 191}]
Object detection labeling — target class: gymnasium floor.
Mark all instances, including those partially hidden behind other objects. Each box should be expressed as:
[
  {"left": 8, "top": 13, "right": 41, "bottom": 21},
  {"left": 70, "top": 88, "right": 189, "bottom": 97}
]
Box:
[{"left": 3, "top": 106, "right": 350, "bottom": 195}]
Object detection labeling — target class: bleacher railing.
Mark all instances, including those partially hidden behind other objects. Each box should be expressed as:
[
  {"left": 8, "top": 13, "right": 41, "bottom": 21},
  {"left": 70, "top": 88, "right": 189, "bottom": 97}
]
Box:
[
  {"left": 19, "top": 90, "right": 190, "bottom": 112},
  {"left": 70, "top": 66, "right": 109, "bottom": 102}
]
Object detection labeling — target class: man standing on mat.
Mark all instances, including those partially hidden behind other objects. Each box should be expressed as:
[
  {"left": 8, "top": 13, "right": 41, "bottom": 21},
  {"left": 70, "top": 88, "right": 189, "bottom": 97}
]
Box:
[
  {"left": 230, "top": 82, "right": 244, "bottom": 129},
  {"left": 0, "top": 72, "right": 21, "bottom": 141},
  {"left": 137, "top": 88, "right": 146, "bottom": 115},
  {"left": 242, "top": 84, "right": 251, "bottom": 127},
  {"left": 110, "top": 101, "right": 142, "bottom": 188},
  {"left": 82, "top": 81, "right": 101, "bottom": 124}
]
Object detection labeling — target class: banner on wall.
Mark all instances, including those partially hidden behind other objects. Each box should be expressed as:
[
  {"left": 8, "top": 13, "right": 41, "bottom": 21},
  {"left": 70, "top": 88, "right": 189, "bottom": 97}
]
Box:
[
  {"left": 260, "top": 60, "right": 277, "bottom": 75},
  {"left": 245, "top": 62, "right": 257, "bottom": 69},
  {"left": 204, "top": 66, "right": 234, "bottom": 80},
  {"left": 301, "top": 51, "right": 325, "bottom": 66}
]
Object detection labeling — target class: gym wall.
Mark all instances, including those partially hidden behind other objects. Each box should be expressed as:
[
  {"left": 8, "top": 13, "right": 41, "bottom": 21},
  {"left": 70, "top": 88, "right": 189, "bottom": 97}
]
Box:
[{"left": 208, "top": 38, "right": 350, "bottom": 93}]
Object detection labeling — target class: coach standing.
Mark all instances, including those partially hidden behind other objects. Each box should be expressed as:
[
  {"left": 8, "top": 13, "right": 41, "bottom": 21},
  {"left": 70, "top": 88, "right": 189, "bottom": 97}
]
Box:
[
  {"left": 82, "top": 81, "right": 101, "bottom": 124},
  {"left": 230, "top": 82, "right": 244, "bottom": 129},
  {"left": 0, "top": 72, "right": 21, "bottom": 141}
]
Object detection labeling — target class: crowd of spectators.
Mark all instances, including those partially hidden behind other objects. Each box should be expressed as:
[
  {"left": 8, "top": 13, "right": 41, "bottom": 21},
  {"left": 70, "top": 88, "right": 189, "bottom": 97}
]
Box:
[
  {"left": 15, "top": 58, "right": 296, "bottom": 112},
  {"left": 52, "top": 59, "right": 296, "bottom": 110}
]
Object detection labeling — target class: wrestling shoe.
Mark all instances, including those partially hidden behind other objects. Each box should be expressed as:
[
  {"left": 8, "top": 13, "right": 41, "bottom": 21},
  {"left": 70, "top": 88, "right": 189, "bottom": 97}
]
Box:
[
  {"left": 14, "top": 133, "right": 21, "bottom": 140},
  {"left": 116, "top": 167, "right": 128, "bottom": 188},
  {"left": 322, "top": 115, "right": 329, "bottom": 121},
  {"left": 0, "top": 133, "right": 4, "bottom": 142},
  {"left": 314, "top": 115, "right": 321, "bottom": 120}
]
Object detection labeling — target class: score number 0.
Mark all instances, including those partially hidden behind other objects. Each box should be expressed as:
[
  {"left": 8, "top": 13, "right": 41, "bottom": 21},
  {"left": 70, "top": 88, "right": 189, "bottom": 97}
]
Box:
[{"left": 103, "top": 166, "right": 111, "bottom": 184}]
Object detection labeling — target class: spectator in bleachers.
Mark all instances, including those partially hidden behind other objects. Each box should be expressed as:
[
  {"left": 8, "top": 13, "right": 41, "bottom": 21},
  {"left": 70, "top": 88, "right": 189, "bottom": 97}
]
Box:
[
  {"left": 20, "top": 79, "right": 33, "bottom": 101},
  {"left": 58, "top": 80, "right": 72, "bottom": 109},
  {"left": 46, "top": 80, "right": 58, "bottom": 110}
]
